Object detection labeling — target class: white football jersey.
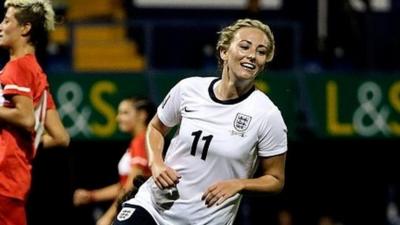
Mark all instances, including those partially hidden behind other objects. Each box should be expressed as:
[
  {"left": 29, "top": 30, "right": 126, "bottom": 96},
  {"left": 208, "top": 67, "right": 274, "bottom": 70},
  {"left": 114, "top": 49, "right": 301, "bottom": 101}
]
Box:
[{"left": 126, "top": 77, "right": 287, "bottom": 225}]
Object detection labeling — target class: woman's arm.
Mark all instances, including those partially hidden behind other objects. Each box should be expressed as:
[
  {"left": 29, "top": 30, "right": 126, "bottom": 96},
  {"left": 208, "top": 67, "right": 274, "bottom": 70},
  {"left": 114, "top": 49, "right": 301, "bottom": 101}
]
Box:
[
  {"left": 202, "top": 153, "right": 286, "bottom": 207},
  {"left": 240, "top": 153, "right": 286, "bottom": 193},
  {"left": 0, "top": 95, "right": 35, "bottom": 131},
  {"left": 96, "top": 165, "right": 146, "bottom": 225},
  {"left": 73, "top": 183, "right": 122, "bottom": 206},
  {"left": 42, "top": 109, "right": 70, "bottom": 148},
  {"left": 146, "top": 114, "right": 168, "bottom": 170},
  {"left": 146, "top": 114, "right": 180, "bottom": 189}
]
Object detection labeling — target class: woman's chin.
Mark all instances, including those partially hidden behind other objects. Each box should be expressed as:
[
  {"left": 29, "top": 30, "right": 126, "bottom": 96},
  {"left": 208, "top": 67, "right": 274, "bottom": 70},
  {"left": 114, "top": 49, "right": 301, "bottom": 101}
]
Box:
[{"left": 237, "top": 71, "right": 257, "bottom": 80}]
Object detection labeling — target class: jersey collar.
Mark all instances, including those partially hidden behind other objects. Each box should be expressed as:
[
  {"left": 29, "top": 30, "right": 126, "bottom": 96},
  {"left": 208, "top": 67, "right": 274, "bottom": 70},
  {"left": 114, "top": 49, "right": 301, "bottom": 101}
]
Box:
[{"left": 208, "top": 78, "right": 255, "bottom": 105}]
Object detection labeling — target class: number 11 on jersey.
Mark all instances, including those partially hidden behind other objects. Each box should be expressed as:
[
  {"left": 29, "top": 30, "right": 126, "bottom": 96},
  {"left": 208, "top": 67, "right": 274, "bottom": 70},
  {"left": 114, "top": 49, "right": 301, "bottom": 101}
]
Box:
[{"left": 190, "top": 130, "right": 213, "bottom": 160}]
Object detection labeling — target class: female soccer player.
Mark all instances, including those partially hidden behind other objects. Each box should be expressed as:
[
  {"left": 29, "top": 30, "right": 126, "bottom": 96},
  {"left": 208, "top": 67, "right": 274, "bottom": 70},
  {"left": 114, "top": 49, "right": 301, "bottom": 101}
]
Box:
[
  {"left": 0, "top": 1, "right": 69, "bottom": 225},
  {"left": 115, "top": 18, "right": 287, "bottom": 225}
]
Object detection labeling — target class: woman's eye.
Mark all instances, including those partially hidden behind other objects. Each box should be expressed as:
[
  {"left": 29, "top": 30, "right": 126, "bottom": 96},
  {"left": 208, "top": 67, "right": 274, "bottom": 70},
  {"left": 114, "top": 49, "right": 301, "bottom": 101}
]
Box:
[
  {"left": 258, "top": 50, "right": 266, "bottom": 55},
  {"left": 240, "top": 45, "right": 249, "bottom": 50}
]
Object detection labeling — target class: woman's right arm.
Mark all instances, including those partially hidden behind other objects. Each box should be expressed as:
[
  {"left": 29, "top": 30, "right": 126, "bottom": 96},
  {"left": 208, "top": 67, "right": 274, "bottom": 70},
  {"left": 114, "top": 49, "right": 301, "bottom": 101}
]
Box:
[
  {"left": 42, "top": 109, "right": 70, "bottom": 148},
  {"left": 146, "top": 114, "right": 180, "bottom": 189},
  {"left": 73, "top": 183, "right": 122, "bottom": 206},
  {"left": 0, "top": 95, "right": 35, "bottom": 131}
]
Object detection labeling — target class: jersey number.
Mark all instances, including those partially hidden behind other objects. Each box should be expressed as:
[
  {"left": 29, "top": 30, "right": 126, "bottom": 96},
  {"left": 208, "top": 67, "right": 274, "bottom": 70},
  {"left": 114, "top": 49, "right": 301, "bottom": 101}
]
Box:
[{"left": 190, "top": 130, "right": 213, "bottom": 160}]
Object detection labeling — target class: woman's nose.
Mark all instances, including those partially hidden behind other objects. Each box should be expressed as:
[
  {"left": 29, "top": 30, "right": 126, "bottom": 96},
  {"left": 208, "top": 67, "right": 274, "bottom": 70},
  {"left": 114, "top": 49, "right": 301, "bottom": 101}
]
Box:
[{"left": 247, "top": 51, "right": 256, "bottom": 60}]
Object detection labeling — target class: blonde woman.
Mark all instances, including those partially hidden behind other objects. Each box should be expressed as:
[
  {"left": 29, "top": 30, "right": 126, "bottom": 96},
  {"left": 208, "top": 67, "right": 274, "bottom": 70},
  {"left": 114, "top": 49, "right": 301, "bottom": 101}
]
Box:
[
  {"left": 0, "top": 1, "right": 69, "bottom": 225},
  {"left": 114, "top": 18, "right": 287, "bottom": 225}
]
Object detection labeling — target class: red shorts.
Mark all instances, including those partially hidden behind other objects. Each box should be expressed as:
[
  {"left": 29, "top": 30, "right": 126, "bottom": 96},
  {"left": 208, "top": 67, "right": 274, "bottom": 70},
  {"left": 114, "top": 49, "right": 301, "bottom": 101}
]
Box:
[{"left": 0, "top": 195, "right": 27, "bottom": 225}]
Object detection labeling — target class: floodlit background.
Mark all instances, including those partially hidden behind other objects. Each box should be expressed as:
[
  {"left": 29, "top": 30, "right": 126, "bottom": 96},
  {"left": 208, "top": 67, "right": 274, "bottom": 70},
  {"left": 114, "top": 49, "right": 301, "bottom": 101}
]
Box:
[{"left": 1, "top": 0, "right": 398, "bottom": 225}]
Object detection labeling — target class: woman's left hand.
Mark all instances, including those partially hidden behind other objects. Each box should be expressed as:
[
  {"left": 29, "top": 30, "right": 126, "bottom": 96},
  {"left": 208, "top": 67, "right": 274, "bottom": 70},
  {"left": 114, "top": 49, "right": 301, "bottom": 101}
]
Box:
[{"left": 201, "top": 180, "right": 244, "bottom": 207}]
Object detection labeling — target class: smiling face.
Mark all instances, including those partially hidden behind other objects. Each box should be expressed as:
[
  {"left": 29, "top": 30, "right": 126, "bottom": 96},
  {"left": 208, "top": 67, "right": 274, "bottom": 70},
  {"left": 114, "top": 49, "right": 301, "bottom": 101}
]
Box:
[
  {"left": 220, "top": 27, "right": 269, "bottom": 81},
  {"left": 0, "top": 7, "right": 23, "bottom": 49}
]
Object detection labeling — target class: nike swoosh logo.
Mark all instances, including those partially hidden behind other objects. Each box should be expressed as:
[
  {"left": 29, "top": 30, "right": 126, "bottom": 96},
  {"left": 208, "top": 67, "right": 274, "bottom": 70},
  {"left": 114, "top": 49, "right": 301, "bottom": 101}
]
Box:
[{"left": 184, "top": 106, "right": 195, "bottom": 112}]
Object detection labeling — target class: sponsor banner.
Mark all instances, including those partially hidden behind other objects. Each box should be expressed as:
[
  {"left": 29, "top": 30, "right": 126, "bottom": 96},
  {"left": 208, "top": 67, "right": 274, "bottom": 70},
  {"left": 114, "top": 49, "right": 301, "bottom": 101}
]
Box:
[
  {"left": 48, "top": 72, "right": 399, "bottom": 140},
  {"left": 305, "top": 73, "right": 400, "bottom": 138}
]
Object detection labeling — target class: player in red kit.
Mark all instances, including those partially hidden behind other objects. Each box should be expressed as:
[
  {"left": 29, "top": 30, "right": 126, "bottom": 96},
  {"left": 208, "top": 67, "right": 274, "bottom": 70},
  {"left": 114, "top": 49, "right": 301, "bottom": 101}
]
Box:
[{"left": 0, "top": 1, "right": 70, "bottom": 225}]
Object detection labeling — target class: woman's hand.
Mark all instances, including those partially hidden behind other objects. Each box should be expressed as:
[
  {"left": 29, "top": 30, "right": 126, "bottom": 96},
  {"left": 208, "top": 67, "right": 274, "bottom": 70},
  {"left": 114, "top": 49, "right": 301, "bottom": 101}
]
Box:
[
  {"left": 202, "top": 180, "right": 244, "bottom": 207},
  {"left": 73, "top": 189, "right": 92, "bottom": 206},
  {"left": 150, "top": 161, "right": 181, "bottom": 189}
]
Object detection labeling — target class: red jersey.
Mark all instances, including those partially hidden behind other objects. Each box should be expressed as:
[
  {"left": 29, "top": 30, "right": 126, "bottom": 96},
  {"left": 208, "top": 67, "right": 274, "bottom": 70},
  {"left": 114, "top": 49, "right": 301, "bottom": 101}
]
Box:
[
  {"left": 118, "top": 131, "right": 151, "bottom": 185},
  {"left": 0, "top": 54, "right": 55, "bottom": 200}
]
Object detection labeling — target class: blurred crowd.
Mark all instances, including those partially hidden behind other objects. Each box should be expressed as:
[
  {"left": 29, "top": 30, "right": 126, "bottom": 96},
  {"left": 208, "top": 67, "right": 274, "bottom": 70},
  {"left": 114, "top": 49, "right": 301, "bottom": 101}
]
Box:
[{"left": 2, "top": 0, "right": 398, "bottom": 73}]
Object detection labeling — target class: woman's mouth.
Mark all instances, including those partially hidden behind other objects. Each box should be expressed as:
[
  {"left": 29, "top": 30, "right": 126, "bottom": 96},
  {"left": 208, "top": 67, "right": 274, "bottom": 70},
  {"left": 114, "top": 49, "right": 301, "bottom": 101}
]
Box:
[{"left": 240, "top": 62, "right": 256, "bottom": 70}]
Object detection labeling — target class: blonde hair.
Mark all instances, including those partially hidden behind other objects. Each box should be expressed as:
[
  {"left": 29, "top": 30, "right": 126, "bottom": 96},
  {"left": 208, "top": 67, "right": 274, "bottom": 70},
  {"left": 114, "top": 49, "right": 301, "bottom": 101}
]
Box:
[
  {"left": 216, "top": 18, "right": 275, "bottom": 67},
  {"left": 4, "top": 0, "right": 55, "bottom": 31}
]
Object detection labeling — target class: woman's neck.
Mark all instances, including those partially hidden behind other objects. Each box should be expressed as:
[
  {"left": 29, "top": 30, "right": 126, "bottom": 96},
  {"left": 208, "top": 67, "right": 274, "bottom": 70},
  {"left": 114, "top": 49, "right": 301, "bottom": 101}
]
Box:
[
  {"left": 132, "top": 124, "right": 146, "bottom": 137},
  {"left": 10, "top": 43, "right": 35, "bottom": 60},
  {"left": 217, "top": 71, "right": 254, "bottom": 100}
]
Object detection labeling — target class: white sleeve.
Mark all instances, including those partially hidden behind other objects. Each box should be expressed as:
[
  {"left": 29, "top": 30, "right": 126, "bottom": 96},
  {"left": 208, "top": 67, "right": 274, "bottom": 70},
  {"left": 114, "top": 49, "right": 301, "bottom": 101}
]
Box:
[
  {"left": 257, "top": 109, "right": 288, "bottom": 157},
  {"left": 157, "top": 81, "right": 183, "bottom": 127}
]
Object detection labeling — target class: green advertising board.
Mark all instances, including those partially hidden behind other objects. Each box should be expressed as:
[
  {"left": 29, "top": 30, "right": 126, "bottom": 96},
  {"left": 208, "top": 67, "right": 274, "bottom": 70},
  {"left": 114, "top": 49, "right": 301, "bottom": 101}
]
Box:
[
  {"left": 304, "top": 73, "right": 400, "bottom": 138},
  {"left": 49, "top": 73, "right": 149, "bottom": 140},
  {"left": 48, "top": 72, "right": 399, "bottom": 140}
]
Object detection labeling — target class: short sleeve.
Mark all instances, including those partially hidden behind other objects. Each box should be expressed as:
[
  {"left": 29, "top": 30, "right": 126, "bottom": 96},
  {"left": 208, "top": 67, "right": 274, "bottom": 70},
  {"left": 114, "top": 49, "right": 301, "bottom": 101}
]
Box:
[
  {"left": 129, "top": 135, "right": 148, "bottom": 169},
  {"left": 0, "top": 60, "right": 34, "bottom": 98},
  {"left": 46, "top": 90, "right": 56, "bottom": 110},
  {"left": 157, "top": 80, "right": 183, "bottom": 127},
  {"left": 258, "top": 109, "right": 288, "bottom": 157}
]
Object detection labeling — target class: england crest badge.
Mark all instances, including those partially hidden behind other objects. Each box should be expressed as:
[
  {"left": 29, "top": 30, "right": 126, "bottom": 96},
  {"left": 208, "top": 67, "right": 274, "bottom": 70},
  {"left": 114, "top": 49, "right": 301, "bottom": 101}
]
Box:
[
  {"left": 233, "top": 113, "right": 252, "bottom": 132},
  {"left": 117, "top": 207, "right": 136, "bottom": 221}
]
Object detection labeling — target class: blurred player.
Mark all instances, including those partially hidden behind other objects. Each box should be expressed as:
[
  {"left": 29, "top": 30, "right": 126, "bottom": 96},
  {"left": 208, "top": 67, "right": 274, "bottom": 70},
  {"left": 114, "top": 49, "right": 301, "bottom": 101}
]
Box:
[{"left": 73, "top": 97, "right": 155, "bottom": 225}]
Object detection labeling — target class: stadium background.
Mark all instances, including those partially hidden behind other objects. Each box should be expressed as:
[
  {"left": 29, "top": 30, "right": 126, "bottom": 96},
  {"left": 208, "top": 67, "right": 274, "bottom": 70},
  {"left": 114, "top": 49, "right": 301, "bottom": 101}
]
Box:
[{"left": 1, "top": 0, "right": 399, "bottom": 225}]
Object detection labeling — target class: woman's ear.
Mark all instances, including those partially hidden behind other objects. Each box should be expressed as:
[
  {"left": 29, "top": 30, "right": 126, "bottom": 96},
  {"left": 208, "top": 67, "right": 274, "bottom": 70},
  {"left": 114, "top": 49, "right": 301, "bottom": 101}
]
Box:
[
  {"left": 21, "top": 23, "right": 31, "bottom": 36},
  {"left": 220, "top": 49, "right": 228, "bottom": 61}
]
